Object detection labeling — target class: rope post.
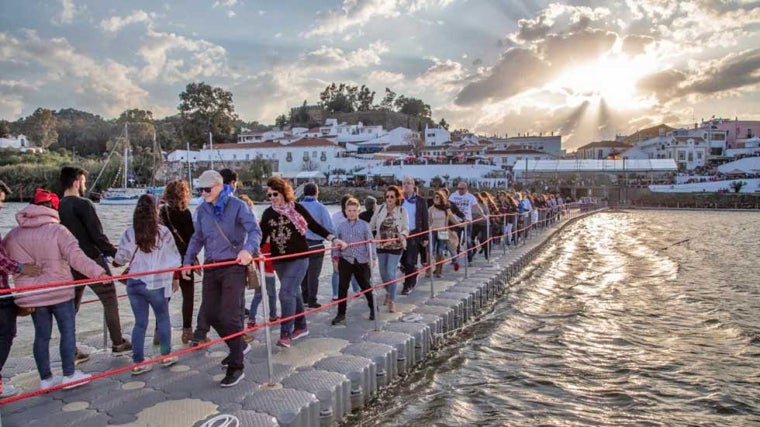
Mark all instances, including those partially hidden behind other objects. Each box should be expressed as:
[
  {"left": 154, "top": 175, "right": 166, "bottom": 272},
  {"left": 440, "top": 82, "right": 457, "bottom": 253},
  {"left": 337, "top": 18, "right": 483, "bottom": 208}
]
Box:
[
  {"left": 368, "top": 241, "right": 380, "bottom": 331},
  {"left": 485, "top": 215, "right": 492, "bottom": 265},
  {"left": 428, "top": 228, "right": 435, "bottom": 299},
  {"left": 258, "top": 258, "right": 275, "bottom": 386},
  {"left": 463, "top": 221, "right": 469, "bottom": 279},
  {"left": 102, "top": 310, "right": 108, "bottom": 352}
]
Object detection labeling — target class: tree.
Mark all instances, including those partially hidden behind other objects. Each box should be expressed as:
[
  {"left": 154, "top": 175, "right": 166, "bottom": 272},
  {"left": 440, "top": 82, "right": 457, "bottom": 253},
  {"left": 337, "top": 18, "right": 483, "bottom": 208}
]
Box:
[
  {"left": 438, "top": 118, "right": 450, "bottom": 130},
  {"left": 394, "top": 95, "right": 431, "bottom": 118},
  {"left": 730, "top": 180, "right": 746, "bottom": 193},
  {"left": 249, "top": 157, "right": 273, "bottom": 184},
  {"left": 23, "top": 108, "right": 59, "bottom": 148},
  {"left": 319, "top": 82, "right": 363, "bottom": 114},
  {"left": 117, "top": 108, "right": 156, "bottom": 150},
  {"left": 275, "top": 114, "right": 289, "bottom": 128},
  {"left": 379, "top": 88, "right": 396, "bottom": 111},
  {"left": 0, "top": 120, "right": 10, "bottom": 138},
  {"left": 356, "top": 85, "right": 375, "bottom": 111},
  {"left": 178, "top": 82, "right": 238, "bottom": 147},
  {"left": 289, "top": 100, "right": 310, "bottom": 124},
  {"left": 430, "top": 175, "right": 443, "bottom": 188}
]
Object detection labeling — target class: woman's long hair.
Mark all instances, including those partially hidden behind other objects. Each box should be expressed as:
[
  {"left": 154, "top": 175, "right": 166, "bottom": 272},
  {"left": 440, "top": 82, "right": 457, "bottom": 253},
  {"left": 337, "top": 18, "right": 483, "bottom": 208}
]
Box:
[
  {"left": 134, "top": 194, "right": 159, "bottom": 253},
  {"left": 266, "top": 176, "right": 295, "bottom": 202},
  {"left": 432, "top": 190, "right": 449, "bottom": 210},
  {"left": 164, "top": 180, "right": 190, "bottom": 211}
]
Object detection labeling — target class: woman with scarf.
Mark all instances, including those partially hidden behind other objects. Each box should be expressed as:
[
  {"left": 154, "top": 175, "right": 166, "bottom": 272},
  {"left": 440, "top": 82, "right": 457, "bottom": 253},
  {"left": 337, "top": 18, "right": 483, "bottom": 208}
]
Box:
[
  {"left": 182, "top": 170, "right": 261, "bottom": 388},
  {"left": 259, "top": 176, "right": 345, "bottom": 348}
]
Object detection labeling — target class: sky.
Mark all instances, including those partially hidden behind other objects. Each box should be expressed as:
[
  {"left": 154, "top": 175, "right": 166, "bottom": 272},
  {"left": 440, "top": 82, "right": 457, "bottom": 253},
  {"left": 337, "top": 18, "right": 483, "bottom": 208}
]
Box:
[{"left": 1, "top": 0, "right": 759, "bottom": 151}]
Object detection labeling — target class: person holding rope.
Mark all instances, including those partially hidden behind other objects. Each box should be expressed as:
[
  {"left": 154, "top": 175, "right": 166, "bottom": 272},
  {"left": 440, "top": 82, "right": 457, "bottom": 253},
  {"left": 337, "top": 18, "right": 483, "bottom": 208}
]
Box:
[
  {"left": 115, "top": 194, "right": 181, "bottom": 375},
  {"left": 259, "top": 176, "right": 344, "bottom": 348},
  {"left": 428, "top": 190, "right": 461, "bottom": 278},
  {"left": 368, "top": 185, "right": 409, "bottom": 313},
  {"left": 5, "top": 189, "right": 108, "bottom": 390},
  {"left": 0, "top": 180, "right": 43, "bottom": 398},
  {"left": 399, "top": 177, "right": 429, "bottom": 295},
  {"left": 181, "top": 170, "right": 261, "bottom": 388},
  {"left": 58, "top": 166, "right": 131, "bottom": 362},
  {"left": 331, "top": 197, "right": 375, "bottom": 326}
]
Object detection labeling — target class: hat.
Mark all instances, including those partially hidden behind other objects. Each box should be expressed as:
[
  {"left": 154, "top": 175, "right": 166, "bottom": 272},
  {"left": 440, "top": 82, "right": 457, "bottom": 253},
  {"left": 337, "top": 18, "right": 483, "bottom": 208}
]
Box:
[
  {"left": 34, "top": 188, "right": 60, "bottom": 210},
  {"left": 197, "top": 170, "right": 223, "bottom": 188}
]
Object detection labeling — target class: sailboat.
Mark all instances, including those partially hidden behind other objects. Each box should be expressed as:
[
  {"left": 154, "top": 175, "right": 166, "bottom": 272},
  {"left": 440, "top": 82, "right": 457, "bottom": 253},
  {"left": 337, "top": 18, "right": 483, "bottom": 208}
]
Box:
[{"left": 98, "top": 124, "right": 163, "bottom": 205}]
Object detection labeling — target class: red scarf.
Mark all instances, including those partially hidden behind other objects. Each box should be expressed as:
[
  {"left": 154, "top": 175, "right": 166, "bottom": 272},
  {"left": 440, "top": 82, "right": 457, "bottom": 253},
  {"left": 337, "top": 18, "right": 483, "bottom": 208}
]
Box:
[{"left": 272, "top": 202, "right": 308, "bottom": 236}]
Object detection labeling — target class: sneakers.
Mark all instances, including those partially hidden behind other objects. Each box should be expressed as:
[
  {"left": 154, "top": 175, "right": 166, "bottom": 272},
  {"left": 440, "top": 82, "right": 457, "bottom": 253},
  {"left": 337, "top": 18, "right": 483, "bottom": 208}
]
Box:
[
  {"left": 331, "top": 315, "right": 345, "bottom": 325},
  {"left": 307, "top": 302, "right": 322, "bottom": 309},
  {"left": 291, "top": 328, "right": 309, "bottom": 340},
  {"left": 39, "top": 375, "right": 62, "bottom": 390},
  {"left": 189, "top": 337, "right": 211, "bottom": 347},
  {"left": 276, "top": 336, "right": 292, "bottom": 348},
  {"left": 181, "top": 328, "right": 193, "bottom": 344},
  {"left": 269, "top": 316, "right": 280, "bottom": 323},
  {"left": 131, "top": 364, "right": 154, "bottom": 376},
  {"left": 74, "top": 348, "right": 90, "bottom": 366},
  {"left": 220, "top": 368, "right": 245, "bottom": 387},
  {"left": 400, "top": 287, "right": 411, "bottom": 296},
  {"left": 160, "top": 356, "right": 178, "bottom": 368},
  {"left": 246, "top": 321, "right": 256, "bottom": 330},
  {"left": 62, "top": 371, "right": 92, "bottom": 389},
  {"left": 112, "top": 339, "right": 132, "bottom": 355},
  {"left": 369, "top": 311, "right": 375, "bottom": 321},
  {"left": 1, "top": 382, "right": 19, "bottom": 397}
]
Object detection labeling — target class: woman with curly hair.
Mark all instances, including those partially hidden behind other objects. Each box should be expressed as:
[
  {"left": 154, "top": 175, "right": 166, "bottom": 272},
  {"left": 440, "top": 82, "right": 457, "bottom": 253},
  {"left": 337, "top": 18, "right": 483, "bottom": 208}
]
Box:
[
  {"left": 159, "top": 180, "right": 195, "bottom": 344},
  {"left": 115, "top": 194, "right": 181, "bottom": 374},
  {"left": 259, "top": 176, "right": 345, "bottom": 348}
]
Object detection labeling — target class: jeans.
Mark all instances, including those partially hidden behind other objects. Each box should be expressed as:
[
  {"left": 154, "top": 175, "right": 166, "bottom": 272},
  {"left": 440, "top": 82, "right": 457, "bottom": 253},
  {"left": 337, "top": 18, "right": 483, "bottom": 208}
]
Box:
[
  {"left": 31, "top": 299, "right": 76, "bottom": 379},
  {"left": 198, "top": 265, "right": 246, "bottom": 369},
  {"left": 300, "top": 244, "right": 325, "bottom": 305},
  {"left": 0, "top": 298, "right": 17, "bottom": 381},
  {"left": 274, "top": 258, "right": 308, "bottom": 337},
  {"left": 73, "top": 256, "right": 124, "bottom": 346},
  {"left": 126, "top": 279, "right": 171, "bottom": 363},
  {"left": 377, "top": 252, "right": 402, "bottom": 301},
  {"left": 434, "top": 237, "right": 448, "bottom": 257},
  {"left": 249, "top": 275, "right": 277, "bottom": 322}
]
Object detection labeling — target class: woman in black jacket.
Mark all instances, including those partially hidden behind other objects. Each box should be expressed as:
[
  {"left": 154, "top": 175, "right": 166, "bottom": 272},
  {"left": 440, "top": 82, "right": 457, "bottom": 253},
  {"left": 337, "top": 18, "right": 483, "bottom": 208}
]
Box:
[{"left": 159, "top": 180, "right": 195, "bottom": 344}]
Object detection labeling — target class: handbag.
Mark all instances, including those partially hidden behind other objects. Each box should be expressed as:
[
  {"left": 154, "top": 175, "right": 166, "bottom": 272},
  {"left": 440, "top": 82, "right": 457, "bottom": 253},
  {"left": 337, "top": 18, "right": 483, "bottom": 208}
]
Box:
[
  {"left": 437, "top": 230, "right": 449, "bottom": 240},
  {"left": 16, "top": 306, "right": 35, "bottom": 316},
  {"left": 212, "top": 220, "right": 260, "bottom": 290}
]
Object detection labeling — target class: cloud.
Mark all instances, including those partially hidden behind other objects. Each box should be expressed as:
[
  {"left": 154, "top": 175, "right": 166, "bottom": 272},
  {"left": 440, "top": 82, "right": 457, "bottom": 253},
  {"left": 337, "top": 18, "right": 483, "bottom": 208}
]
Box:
[
  {"left": 100, "top": 10, "right": 152, "bottom": 32},
  {"left": 52, "top": 0, "right": 77, "bottom": 25},
  {"left": 299, "top": 42, "right": 388, "bottom": 72},
  {"left": 0, "top": 31, "right": 148, "bottom": 117},
  {"left": 415, "top": 59, "right": 466, "bottom": 91},
  {"left": 305, "top": 0, "right": 456, "bottom": 37},
  {"left": 621, "top": 34, "right": 655, "bottom": 56},
  {"left": 682, "top": 48, "right": 760, "bottom": 95},
  {"left": 139, "top": 29, "right": 231, "bottom": 82},
  {"left": 213, "top": 0, "right": 238, "bottom": 7}
]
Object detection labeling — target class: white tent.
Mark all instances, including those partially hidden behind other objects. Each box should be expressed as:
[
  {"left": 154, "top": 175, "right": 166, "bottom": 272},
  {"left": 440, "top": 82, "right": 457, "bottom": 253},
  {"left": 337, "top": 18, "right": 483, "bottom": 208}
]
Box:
[{"left": 513, "top": 159, "right": 677, "bottom": 173}]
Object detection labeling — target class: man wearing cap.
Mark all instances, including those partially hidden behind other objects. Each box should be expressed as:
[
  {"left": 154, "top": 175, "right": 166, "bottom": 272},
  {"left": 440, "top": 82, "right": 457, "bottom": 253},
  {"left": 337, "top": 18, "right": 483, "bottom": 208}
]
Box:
[
  {"left": 58, "top": 166, "right": 131, "bottom": 360},
  {"left": 182, "top": 170, "right": 262, "bottom": 387},
  {"left": 0, "top": 180, "right": 42, "bottom": 397}
]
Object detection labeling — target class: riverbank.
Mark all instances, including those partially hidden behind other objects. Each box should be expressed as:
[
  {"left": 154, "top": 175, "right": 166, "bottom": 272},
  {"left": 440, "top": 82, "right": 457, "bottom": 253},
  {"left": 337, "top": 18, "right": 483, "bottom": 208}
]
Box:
[{"left": 0, "top": 207, "right": 597, "bottom": 426}]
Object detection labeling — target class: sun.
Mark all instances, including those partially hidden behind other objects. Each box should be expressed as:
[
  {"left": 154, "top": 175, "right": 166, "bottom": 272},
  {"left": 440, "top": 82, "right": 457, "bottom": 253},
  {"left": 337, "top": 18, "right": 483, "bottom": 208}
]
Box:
[{"left": 547, "top": 54, "right": 656, "bottom": 110}]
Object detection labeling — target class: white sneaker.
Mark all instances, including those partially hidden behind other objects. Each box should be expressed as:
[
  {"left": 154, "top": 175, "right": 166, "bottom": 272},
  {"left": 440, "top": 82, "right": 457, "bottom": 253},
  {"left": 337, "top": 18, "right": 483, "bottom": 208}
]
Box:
[
  {"left": 62, "top": 371, "right": 91, "bottom": 389},
  {"left": 40, "top": 375, "right": 62, "bottom": 390},
  {"left": 160, "top": 356, "right": 178, "bottom": 368},
  {"left": 131, "top": 364, "right": 154, "bottom": 375},
  {"left": 243, "top": 343, "right": 252, "bottom": 355},
  {"left": 1, "top": 383, "right": 20, "bottom": 397}
]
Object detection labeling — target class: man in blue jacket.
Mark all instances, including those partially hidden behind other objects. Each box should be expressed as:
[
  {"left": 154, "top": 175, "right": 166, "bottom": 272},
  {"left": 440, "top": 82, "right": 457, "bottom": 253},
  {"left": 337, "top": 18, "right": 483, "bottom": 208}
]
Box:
[
  {"left": 400, "top": 176, "right": 429, "bottom": 295},
  {"left": 182, "top": 170, "right": 262, "bottom": 387},
  {"left": 298, "top": 183, "right": 334, "bottom": 308}
]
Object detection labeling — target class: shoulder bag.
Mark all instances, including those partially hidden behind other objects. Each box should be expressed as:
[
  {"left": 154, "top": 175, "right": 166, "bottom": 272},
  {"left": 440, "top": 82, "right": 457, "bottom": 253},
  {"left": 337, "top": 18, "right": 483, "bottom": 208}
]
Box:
[{"left": 212, "top": 220, "right": 260, "bottom": 290}]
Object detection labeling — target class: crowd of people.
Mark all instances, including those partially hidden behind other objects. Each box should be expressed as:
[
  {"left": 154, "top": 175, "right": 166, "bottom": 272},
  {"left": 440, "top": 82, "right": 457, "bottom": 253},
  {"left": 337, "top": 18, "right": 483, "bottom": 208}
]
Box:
[{"left": 0, "top": 167, "right": 570, "bottom": 397}]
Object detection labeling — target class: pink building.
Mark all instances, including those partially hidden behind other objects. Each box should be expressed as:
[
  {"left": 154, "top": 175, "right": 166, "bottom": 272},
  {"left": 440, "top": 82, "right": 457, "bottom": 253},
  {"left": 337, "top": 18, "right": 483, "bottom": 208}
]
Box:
[{"left": 703, "top": 118, "right": 760, "bottom": 148}]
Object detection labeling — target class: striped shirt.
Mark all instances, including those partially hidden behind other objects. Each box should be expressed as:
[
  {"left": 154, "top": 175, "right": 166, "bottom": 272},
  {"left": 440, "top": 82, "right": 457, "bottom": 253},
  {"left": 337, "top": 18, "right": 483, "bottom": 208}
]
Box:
[{"left": 334, "top": 219, "right": 374, "bottom": 264}]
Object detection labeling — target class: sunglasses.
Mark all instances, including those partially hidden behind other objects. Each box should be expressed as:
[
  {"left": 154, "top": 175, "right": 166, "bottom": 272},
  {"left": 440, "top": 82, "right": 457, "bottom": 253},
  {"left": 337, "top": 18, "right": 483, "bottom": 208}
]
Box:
[
  {"left": 267, "top": 191, "right": 280, "bottom": 198},
  {"left": 199, "top": 187, "right": 213, "bottom": 193}
]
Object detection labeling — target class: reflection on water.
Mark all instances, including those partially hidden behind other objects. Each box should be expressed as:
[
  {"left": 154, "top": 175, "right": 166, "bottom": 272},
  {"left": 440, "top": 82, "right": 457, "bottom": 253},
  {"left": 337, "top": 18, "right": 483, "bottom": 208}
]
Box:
[{"left": 351, "top": 211, "right": 760, "bottom": 426}]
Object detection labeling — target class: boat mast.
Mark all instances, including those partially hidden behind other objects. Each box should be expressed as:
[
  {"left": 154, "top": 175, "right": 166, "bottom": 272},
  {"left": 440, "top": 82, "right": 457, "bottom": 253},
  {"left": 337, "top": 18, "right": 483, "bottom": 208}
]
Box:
[
  {"left": 209, "top": 131, "right": 214, "bottom": 169},
  {"left": 123, "top": 123, "right": 129, "bottom": 189},
  {"left": 187, "top": 142, "right": 192, "bottom": 190}
]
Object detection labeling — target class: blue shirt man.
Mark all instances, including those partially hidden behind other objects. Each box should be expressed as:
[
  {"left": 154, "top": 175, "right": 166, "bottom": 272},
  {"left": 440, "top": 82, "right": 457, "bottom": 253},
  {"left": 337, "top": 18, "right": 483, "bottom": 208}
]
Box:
[{"left": 298, "top": 182, "right": 335, "bottom": 308}]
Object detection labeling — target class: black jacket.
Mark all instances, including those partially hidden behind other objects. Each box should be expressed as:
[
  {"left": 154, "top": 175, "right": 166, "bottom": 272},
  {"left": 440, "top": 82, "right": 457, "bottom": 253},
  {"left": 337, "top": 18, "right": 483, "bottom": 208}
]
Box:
[
  {"left": 159, "top": 205, "right": 194, "bottom": 257},
  {"left": 58, "top": 196, "right": 116, "bottom": 259},
  {"left": 403, "top": 193, "right": 429, "bottom": 240}
]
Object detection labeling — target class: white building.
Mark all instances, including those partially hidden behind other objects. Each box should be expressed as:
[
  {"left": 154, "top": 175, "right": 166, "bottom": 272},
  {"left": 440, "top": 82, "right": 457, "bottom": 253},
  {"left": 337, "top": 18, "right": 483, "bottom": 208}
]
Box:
[
  {"left": 490, "top": 135, "right": 563, "bottom": 157},
  {"left": 167, "top": 150, "right": 201, "bottom": 162},
  {"left": 237, "top": 130, "right": 287, "bottom": 144},
  {"left": 424, "top": 125, "right": 450, "bottom": 146},
  {"left": 575, "top": 141, "right": 633, "bottom": 159},
  {"left": 484, "top": 147, "right": 557, "bottom": 168},
  {"left": 0, "top": 134, "right": 30, "bottom": 150},
  {"left": 317, "top": 119, "right": 386, "bottom": 144}
]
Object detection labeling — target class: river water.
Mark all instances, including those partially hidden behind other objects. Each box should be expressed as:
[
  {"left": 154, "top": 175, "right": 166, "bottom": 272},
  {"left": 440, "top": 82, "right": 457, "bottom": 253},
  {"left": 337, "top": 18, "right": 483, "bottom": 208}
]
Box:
[
  {"left": 3, "top": 204, "right": 760, "bottom": 425},
  {"left": 351, "top": 210, "right": 760, "bottom": 426}
]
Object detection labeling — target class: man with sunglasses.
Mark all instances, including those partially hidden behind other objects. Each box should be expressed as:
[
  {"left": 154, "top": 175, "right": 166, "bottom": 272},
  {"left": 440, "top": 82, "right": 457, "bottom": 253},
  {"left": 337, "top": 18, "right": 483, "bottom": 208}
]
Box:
[
  {"left": 400, "top": 176, "right": 429, "bottom": 295},
  {"left": 182, "top": 170, "right": 262, "bottom": 387}
]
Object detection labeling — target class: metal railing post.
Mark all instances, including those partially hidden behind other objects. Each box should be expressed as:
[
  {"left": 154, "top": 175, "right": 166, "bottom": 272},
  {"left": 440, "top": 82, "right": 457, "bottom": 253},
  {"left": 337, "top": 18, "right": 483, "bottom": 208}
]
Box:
[
  {"left": 463, "top": 221, "right": 469, "bottom": 279},
  {"left": 368, "top": 241, "right": 380, "bottom": 331},
  {"left": 258, "top": 258, "right": 274, "bottom": 386},
  {"left": 428, "top": 228, "right": 435, "bottom": 299},
  {"left": 485, "top": 215, "right": 491, "bottom": 265}
]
